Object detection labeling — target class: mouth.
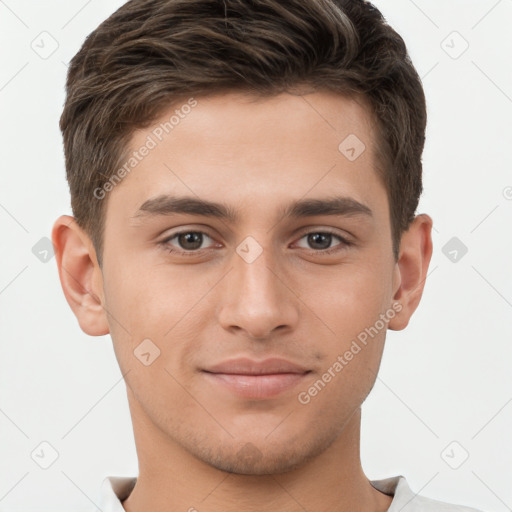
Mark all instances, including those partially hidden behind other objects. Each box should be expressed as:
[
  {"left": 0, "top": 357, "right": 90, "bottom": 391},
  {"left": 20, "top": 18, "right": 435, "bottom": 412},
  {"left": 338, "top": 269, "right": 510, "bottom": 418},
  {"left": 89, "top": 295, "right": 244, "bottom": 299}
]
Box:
[{"left": 202, "top": 357, "right": 312, "bottom": 399}]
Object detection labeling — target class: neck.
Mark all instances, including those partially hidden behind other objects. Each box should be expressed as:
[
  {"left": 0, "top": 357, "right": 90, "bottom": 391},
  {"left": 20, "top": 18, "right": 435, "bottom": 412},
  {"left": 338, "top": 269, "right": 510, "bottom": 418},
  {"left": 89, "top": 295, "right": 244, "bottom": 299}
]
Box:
[{"left": 121, "top": 389, "right": 392, "bottom": 512}]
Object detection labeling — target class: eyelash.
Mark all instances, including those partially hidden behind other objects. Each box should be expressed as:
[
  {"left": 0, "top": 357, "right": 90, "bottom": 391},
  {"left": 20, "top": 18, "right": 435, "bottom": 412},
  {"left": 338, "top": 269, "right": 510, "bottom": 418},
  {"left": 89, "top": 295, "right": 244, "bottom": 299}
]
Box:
[{"left": 159, "top": 229, "right": 353, "bottom": 256}]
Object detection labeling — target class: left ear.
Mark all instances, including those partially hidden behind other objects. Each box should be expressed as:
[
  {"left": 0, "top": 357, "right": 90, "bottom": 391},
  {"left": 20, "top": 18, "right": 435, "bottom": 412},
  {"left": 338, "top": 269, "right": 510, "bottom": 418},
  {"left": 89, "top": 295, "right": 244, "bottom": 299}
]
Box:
[{"left": 388, "top": 213, "right": 433, "bottom": 331}]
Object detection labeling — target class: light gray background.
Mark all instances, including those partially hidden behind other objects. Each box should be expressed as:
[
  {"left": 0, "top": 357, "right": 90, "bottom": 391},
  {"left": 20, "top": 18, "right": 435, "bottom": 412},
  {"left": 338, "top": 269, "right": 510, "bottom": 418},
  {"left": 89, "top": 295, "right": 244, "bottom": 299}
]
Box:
[{"left": 1, "top": 0, "right": 511, "bottom": 510}]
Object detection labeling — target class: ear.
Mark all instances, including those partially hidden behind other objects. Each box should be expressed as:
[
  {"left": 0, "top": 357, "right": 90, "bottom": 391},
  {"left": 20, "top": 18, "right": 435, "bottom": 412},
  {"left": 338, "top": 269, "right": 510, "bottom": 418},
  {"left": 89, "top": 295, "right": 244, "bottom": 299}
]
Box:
[
  {"left": 51, "top": 215, "right": 109, "bottom": 336},
  {"left": 388, "top": 213, "right": 433, "bottom": 331}
]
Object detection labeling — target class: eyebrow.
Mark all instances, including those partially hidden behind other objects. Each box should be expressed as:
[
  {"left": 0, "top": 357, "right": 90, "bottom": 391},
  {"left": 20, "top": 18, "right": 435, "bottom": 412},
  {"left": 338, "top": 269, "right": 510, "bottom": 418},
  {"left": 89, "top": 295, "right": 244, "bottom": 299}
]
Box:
[{"left": 132, "top": 194, "right": 373, "bottom": 223}]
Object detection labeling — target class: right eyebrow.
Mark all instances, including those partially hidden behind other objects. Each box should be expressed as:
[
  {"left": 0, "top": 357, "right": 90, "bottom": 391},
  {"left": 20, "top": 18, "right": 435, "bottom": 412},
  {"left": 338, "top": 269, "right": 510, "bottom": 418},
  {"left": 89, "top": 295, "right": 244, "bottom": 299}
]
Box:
[{"left": 132, "top": 195, "right": 240, "bottom": 222}]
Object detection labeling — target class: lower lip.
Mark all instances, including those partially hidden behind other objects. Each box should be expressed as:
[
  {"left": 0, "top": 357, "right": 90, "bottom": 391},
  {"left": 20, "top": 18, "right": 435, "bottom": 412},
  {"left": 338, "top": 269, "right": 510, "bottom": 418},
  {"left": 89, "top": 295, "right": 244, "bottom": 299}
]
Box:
[{"left": 203, "top": 372, "right": 309, "bottom": 399}]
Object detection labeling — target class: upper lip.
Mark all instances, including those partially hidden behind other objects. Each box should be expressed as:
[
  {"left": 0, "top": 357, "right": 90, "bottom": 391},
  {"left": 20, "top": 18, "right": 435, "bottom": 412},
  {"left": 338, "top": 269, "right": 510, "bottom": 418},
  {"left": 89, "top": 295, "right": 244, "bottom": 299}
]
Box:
[{"left": 203, "top": 357, "right": 310, "bottom": 375}]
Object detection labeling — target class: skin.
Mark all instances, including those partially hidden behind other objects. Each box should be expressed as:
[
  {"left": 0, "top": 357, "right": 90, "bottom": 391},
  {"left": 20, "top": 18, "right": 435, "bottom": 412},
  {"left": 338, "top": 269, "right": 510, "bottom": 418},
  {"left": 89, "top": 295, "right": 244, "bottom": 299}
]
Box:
[{"left": 52, "top": 90, "right": 433, "bottom": 512}]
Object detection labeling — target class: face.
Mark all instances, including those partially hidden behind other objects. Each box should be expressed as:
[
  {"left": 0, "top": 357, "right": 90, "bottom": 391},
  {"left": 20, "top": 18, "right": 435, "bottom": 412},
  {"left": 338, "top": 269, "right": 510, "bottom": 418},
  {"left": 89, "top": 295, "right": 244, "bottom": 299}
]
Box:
[{"left": 99, "top": 91, "right": 401, "bottom": 474}]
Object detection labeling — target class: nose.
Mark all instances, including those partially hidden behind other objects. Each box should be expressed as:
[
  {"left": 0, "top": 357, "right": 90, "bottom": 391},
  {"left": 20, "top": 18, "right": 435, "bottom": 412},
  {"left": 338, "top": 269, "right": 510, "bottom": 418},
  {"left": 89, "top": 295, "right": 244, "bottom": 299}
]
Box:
[{"left": 217, "top": 243, "right": 300, "bottom": 340}]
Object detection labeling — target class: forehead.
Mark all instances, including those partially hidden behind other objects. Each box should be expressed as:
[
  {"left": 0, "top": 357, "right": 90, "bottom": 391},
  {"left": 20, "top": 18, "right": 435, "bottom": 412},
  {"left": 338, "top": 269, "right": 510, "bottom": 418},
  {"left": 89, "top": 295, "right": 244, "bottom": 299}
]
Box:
[
  {"left": 154, "top": 89, "right": 378, "bottom": 156},
  {"left": 106, "top": 90, "right": 388, "bottom": 225}
]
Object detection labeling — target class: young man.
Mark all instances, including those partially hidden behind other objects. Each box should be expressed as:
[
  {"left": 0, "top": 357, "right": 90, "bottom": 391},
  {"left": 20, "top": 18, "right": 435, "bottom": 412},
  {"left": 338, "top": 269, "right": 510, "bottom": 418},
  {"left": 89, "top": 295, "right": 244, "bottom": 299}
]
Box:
[{"left": 52, "top": 1, "right": 483, "bottom": 511}]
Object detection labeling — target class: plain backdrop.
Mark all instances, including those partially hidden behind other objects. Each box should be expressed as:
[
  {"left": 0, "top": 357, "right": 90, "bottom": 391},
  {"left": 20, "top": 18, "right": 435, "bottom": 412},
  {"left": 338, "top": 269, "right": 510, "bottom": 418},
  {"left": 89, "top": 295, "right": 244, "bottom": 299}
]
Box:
[{"left": 1, "top": 1, "right": 511, "bottom": 511}]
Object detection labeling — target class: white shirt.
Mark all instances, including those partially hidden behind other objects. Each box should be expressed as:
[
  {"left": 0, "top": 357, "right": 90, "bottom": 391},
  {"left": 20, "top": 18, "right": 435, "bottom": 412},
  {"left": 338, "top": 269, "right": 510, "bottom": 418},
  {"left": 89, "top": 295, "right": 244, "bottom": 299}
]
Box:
[{"left": 99, "top": 474, "right": 484, "bottom": 512}]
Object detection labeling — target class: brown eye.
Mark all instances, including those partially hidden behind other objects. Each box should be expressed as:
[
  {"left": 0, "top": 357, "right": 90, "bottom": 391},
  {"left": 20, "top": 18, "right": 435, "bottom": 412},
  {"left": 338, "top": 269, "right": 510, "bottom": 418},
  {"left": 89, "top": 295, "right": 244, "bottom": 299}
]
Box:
[
  {"left": 162, "top": 231, "right": 216, "bottom": 253},
  {"left": 176, "top": 232, "right": 204, "bottom": 250},
  {"left": 295, "top": 231, "right": 350, "bottom": 252},
  {"left": 306, "top": 233, "right": 333, "bottom": 250}
]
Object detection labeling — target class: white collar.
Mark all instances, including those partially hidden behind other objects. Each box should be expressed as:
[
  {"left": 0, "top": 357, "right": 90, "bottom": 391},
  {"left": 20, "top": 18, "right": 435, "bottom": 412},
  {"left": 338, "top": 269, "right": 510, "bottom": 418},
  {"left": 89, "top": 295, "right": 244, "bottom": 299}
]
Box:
[{"left": 99, "top": 474, "right": 481, "bottom": 512}]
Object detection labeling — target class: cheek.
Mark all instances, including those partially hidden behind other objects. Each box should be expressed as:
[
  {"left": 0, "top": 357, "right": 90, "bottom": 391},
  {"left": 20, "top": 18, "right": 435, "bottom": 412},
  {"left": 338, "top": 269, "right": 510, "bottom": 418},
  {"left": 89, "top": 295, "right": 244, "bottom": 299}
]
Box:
[
  {"left": 305, "top": 264, "right": 390, "bottom": 335},
  {"left": 102, "top": 261, "right": 212, "bottom": 377},
  {"left": 103, "top": 255, "right": 188, "bottom": 329},
  {"left": 302, "top": 265, "right": 390, "bottom": 392},
  {"left": 297, "top": 316, "right": 388, "bottom": 416}
]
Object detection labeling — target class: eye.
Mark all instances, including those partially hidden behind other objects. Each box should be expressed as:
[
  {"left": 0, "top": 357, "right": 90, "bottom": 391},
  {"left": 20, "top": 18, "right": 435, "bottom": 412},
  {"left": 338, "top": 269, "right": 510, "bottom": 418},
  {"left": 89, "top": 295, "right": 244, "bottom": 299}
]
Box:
[
  {"left": 161, "top": 230, "right": 217, "bottom": 254},
  {"left": 159, "top": 228, "right": 352, "bottom": 257},
  {"left": 294, "top": 230, "right": 352, "bottom": 254}
]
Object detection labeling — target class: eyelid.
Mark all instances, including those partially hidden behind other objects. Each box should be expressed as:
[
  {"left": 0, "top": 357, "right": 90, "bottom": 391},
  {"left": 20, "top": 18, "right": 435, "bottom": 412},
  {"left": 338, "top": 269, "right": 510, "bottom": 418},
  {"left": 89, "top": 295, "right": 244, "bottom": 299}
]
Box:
[
  {"left": 293, "top": 226, "right": 353, "bottom": 243},
  {"left": 160, "top": 226, "right": 351, "bottom": 241},
  {"left": 292, "top": 229, "right": 352, "bottom": 251},
  {"left": 159, "top": 223, "right": 218, "bottom": 241},
  {"left": 160, "top": 229, "right": 219, "bottom": 250}
]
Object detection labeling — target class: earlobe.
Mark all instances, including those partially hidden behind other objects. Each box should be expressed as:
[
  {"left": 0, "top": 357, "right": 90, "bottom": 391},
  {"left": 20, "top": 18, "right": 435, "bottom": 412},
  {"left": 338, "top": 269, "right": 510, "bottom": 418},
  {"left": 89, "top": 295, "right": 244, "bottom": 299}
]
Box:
[
  {"left": 388, "top": 214, "right": 433, "bottom": 331},
  {"left": 51, "top": 215, "right": 110, "bottom": 336}
]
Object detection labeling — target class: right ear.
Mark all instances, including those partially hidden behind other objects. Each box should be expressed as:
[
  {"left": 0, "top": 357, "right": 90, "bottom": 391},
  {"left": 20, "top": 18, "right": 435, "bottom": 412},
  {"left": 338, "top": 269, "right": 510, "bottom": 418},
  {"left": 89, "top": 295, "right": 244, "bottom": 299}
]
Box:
[{"left": 51, "top": 215, "right": 110, "bottom": 336}]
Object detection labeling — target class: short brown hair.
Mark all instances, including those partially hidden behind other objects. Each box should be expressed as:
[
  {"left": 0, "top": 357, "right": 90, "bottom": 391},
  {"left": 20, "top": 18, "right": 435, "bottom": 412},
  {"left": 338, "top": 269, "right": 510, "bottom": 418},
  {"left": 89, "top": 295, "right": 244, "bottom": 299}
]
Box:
[{"left": 60, "top": 0, "right": 426, "bottom": 265}]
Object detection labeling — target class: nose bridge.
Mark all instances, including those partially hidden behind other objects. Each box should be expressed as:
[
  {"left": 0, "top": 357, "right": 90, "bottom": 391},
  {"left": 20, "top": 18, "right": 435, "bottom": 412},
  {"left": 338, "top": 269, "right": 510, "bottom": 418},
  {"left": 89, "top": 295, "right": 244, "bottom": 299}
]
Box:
[
  {"left": 237, "top": 244, "right": 280, "bottom": 303},
  {"left": 217, "top": 238, "right": 299, "bottom": 339}
]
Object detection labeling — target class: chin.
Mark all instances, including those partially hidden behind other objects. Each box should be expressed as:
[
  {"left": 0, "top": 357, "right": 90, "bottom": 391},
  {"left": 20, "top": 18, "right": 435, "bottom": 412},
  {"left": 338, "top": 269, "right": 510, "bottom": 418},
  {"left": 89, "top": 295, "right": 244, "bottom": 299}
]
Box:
[
  {"left": 190, "top": 432, "right": 336, "bottom": 476},
  {"left": 208, "top": 449, "right": 307, "bottom": 475}
]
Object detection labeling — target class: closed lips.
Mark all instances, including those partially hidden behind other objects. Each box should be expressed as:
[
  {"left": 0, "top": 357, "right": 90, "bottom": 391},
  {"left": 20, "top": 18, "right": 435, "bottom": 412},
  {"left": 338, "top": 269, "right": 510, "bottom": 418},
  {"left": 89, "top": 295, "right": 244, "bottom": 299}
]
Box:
[{"left": 203, "top": 357, "right": 311, "bottom": 375}]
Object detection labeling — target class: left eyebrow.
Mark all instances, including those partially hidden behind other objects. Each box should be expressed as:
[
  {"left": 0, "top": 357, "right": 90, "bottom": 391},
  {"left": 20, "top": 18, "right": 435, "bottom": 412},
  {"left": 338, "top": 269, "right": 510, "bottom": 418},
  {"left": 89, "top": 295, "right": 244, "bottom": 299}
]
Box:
[
  {"left": 131, "top": 194, "right": 373, "bottom": 223},
  {"left": 280, "top": 196, "right": 373, "bottom": 220}
]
